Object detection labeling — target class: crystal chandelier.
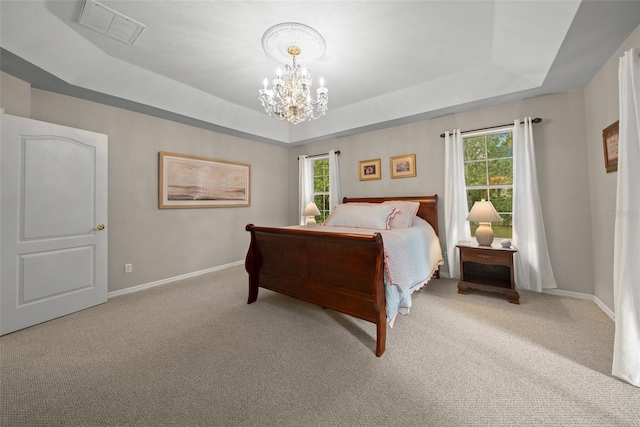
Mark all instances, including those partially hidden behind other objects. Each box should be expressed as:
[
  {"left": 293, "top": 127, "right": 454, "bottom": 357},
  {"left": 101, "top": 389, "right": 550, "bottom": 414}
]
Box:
[{"left": 259, "top": 45, "right": 328, "bottom": 124}]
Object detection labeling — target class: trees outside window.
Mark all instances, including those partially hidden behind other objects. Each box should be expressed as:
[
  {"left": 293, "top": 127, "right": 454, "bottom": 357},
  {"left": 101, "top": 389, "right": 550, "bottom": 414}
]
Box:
[
  {"left": 463, "top": 131, "right": 513, "bottom": 238},
  {"left": 312, "top": 158, "right": 330, "bottom": 223}
]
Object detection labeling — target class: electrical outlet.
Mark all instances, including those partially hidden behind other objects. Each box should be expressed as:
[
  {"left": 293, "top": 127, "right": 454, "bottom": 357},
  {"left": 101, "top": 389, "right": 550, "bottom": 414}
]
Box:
[{"left": 124, "top": 263, "right": 133, "bottom": 274}]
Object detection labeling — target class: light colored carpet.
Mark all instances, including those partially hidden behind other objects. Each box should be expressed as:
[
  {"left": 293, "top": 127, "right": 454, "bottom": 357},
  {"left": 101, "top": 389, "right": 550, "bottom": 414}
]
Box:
[{"left": 1, "top": 265, "right": 638, "bottom": 426}]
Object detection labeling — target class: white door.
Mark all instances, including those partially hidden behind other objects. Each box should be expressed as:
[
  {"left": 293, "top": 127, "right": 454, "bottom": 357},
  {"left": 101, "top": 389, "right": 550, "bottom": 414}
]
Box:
[{"left": 0, "top": 114, "right": 108, "bottom": 335}]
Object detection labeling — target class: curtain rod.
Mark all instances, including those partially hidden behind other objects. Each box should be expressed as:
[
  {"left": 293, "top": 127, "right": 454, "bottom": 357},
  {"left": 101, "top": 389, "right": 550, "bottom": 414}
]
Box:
[
  {"left": 298, "top": 150, "right": 340, "bottom": 160},
  {"left": 439, "top": 117, "right": 542, "bottom": 138}
]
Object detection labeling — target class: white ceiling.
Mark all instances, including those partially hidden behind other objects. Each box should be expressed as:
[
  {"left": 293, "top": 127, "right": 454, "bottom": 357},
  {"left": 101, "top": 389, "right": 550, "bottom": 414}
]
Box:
[{"left": 1, "top": 1, "right": 639, "bottom": 146}]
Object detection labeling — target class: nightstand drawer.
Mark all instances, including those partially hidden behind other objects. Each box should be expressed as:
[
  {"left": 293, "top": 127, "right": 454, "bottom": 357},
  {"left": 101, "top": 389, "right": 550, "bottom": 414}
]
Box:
[{"left": 460, "top": 248, "right": 512, "bottom": 266}]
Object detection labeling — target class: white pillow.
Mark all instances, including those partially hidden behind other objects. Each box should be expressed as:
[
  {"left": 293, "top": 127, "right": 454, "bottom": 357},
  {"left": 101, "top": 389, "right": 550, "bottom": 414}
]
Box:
[
  {"left": 323, "top": 203, "right": 397, "bottom": 230},
  {"left": 383, "top": 200, "right": 420, "bottom": 228}
]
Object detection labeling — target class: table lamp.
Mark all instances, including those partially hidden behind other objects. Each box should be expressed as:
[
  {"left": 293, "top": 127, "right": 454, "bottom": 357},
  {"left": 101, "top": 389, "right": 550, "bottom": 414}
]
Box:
[
  {"left": 304, "top": 202, "right": 321, "bottom": 224},
  {"left": 466, "top": 199, "right": 502, "bottom": 246}
]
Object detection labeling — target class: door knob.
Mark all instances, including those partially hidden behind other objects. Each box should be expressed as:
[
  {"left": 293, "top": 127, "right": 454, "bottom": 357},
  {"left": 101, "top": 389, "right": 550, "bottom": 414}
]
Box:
[{"left": 96, "top": 224, "right": 105, "bottom": 230}]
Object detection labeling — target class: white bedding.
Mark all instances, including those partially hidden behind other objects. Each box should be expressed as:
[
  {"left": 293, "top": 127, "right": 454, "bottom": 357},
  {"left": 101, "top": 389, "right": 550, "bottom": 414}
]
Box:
[
  {"left": 289, "top": 216, "right": 443, "bottom": 327},
  {"left": 381, "top": 217, "right": 443, "bottom": 326}
]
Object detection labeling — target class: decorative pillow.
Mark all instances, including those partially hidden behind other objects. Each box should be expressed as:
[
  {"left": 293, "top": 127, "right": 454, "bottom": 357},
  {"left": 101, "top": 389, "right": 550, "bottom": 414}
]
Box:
[
  {"left": 323, "top": 203, "right": 397, "bottom": 230},
  {"left": 383, "top": 200, "right": 420, "bottom": 228}
]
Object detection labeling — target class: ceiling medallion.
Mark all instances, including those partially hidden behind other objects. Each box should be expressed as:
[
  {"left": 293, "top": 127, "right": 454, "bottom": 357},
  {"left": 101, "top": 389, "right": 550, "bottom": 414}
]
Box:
[
  {"left": 258, "top": 23, "right": 328, "bottom": 124},
  {"left": 261, "top": 22, "right": 326, "bottom": 65}
]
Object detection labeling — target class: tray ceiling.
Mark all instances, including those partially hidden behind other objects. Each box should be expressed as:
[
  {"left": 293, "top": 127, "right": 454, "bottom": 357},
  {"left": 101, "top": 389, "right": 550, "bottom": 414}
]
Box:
[{"left": 1, "top": 1, "right": 639, "bottom": 146}]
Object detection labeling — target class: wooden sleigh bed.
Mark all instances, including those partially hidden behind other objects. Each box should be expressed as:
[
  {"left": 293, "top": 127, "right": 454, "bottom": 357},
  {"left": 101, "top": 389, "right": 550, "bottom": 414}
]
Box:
[{"left": 245, "top": 195, "right": 440, "bottom": 356}]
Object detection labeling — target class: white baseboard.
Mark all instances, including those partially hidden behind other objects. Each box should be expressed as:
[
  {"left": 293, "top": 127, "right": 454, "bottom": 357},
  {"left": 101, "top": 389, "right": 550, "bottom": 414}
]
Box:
[
  {"left": 541, "top": 288, "right": 593, "bottom": 300},
  {"left": 542, "top": 288, "right": 615, "bottom": 322},
  {"left": 594, "top": 296, "right": 615, "bottom": 321},
  {"left": 108, "top": 260, "right": 244, "bottom": 299}
]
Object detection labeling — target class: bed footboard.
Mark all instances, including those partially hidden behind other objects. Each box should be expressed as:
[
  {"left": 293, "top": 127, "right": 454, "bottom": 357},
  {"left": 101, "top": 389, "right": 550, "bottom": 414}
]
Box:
[{"left": 245, "top": 224, "right": 387, "bottom": 356}]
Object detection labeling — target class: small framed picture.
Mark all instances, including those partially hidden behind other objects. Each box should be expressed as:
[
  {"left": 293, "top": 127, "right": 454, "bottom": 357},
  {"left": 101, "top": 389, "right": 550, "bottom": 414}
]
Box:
[
  {"left": 359, "top": 158, "right": 381, "bottom": 181},
  {"left": 602, "top": 120, "right": 619, "bottom": 173},
  {"left": 390, "top": 154, "right": 416, "bottom": 178}
]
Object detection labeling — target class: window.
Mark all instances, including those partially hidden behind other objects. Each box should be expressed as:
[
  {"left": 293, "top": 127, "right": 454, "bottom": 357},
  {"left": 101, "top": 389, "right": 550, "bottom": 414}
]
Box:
[
  {"left": 312, "top": 157, "right": 330, "bottom": 222},
  {"left": 463, "top": 130, "right": 513, "bottom": 238}
]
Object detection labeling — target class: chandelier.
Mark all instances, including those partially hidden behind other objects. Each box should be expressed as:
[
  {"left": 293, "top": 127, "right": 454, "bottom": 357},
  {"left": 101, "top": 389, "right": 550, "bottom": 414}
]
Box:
[
  {"left": 258, "top": 23, "right": 328, "bottom": 125},
  {"left": 259, "top": 46, "right": 328, "bottom": 124}
]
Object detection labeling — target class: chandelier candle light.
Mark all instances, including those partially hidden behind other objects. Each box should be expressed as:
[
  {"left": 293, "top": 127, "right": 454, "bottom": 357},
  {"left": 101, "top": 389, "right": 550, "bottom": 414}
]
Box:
[{"left": 259, "top": 23, "right": 328, "bottom": 124}]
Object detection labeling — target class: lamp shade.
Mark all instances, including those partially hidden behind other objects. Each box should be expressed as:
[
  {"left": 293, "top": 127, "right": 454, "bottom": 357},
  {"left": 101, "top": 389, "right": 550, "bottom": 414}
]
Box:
[
  {"left": 303, "top": 202, "right": 321, "bottom": 216},
  {"left": 466, "top": 199, "right": 501, "bottom": 223}
]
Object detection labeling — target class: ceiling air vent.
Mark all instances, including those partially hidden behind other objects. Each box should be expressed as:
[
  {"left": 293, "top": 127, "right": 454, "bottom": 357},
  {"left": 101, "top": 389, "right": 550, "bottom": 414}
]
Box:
[{"left": 77, "top": 0, "right": 146, "bottom": 45}]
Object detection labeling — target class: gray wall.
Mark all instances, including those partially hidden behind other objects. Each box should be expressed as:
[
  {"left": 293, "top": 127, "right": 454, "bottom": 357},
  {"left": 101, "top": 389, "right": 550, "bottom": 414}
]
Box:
[
  {"left": 292, "top": 90, "right": 595, "bottom": 295},
  {"left": 1, "top": 73, "right": 290, "bottom": 293},
  {"left": 0, "top": 71, "right": 31, "bottom": 116},
  {"left": 584, "top": 25, "right": 640, "bottom": 311}
]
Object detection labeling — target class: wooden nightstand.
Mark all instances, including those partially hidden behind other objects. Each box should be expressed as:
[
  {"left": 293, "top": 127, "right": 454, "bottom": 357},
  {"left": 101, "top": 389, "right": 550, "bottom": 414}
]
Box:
[{"left": 457, "top": 242, "right": 519, "bottom": 304}]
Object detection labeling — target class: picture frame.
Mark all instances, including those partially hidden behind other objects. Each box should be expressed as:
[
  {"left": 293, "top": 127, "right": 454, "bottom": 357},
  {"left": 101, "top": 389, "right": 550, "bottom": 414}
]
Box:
[
  {"left": 390, "top": 154, "right": 416, "bottom": 178},
  {"left": 602, "top": 120, "right": 619, "bottom": 173},
  {"left": 159, "top": 151, "right": 250, "bottom": 208},
  {"left": 358, "top": 158, "right": 382, "bottom": 181}
]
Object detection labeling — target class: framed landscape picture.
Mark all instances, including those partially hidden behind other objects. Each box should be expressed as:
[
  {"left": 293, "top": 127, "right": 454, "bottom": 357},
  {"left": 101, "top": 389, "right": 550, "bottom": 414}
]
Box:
[
  {"left": 159, "top": 152, "right": 250, "bottom": 208},
  {"left": 359, "top": 158, "right": 381, "bottom": 181},
  {"left": 602, "top": 120, "right": 619, "bottom": 173},
  {"left": 390, "top": 154, "right": 416, "bottom": 178}
]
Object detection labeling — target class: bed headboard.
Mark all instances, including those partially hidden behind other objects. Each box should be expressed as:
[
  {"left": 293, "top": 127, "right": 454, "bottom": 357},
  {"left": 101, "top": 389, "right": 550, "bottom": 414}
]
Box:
[{"left": 342, "top": 195, "right": 439, "bottom": 236}]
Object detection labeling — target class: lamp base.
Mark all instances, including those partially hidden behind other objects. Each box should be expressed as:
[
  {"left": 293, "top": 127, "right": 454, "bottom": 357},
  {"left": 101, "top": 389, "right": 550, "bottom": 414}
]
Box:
[
  {"left": 475, "top": 223, "right": 494, "bottom": 246},
  {"left": 306, "top": 217, "right": 317, "bottom": 225}
]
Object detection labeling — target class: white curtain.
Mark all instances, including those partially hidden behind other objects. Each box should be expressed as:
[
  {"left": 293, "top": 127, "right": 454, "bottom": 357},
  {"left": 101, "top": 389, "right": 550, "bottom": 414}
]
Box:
[
  {"left": 328, "top": 150, "right": 341, "bottom": 211},
  {"left": 298, "top": 155, "right": 312, "bottom": 225},
  {"left": 612, "top": 48, "right": 640, "bottom": 388},
  {"left": 444, "top": 130, "right": 471, "bottom": 279},
  {"left": 512, "top": 117, "right": 557, "bottom": 291}
]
